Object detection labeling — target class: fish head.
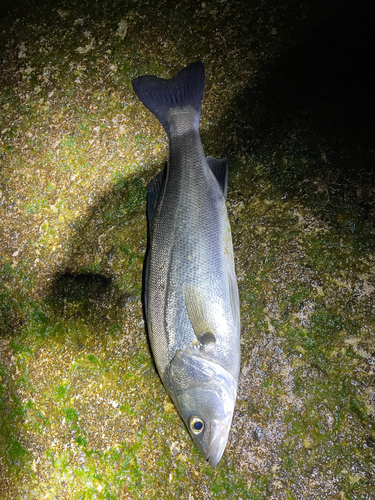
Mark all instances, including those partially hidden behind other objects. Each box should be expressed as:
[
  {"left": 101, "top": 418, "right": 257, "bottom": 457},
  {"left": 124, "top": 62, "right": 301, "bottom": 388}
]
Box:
[{"left": 167, "top": 345, "right": 237, "bottom": 466}]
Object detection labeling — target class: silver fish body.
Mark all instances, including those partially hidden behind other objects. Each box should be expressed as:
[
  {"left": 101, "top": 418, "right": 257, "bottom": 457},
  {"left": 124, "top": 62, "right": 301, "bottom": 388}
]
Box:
[{"left": 132, "top": 62, "right": 240, "bottom": 466}]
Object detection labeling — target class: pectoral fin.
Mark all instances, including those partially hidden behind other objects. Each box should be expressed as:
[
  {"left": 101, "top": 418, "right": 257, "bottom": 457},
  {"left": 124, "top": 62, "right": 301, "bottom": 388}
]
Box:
[
  {"left": 183, "top": 283, "right": 216, "bottom": 346},
  {"left": 228, "top": 266, "right": 240, "bottom": 333}
]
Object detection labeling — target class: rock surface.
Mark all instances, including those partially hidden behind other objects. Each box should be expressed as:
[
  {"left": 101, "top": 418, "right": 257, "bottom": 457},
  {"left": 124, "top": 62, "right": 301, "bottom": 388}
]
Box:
[{"left": 1, "top": 0, "right": 375, "bottom": 498}]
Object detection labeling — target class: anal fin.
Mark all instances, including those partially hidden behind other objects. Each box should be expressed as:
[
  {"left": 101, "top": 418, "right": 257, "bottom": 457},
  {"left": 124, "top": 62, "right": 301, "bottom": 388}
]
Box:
[{"left": 146, "top": 166, "right": 166, "bottom": 226}]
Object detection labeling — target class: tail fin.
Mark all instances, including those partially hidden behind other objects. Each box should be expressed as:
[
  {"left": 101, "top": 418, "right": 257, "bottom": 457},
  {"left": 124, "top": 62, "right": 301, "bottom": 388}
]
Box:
[{"left": 132, "top": 61, "right": 205, "bottom": 133}]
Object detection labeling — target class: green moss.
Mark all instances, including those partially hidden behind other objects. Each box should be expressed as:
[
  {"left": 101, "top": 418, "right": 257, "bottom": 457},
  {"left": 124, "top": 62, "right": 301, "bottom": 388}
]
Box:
[
  {"left": 4, "top": 437, "right": 32, "bottom": 469},
  {"left": 0, "top": 376, "right": 35, "bottom": 473},
  {"left": 55, "top": 382, "right": 70, "bottom": 401},
  {"left": 210, "top": 468, "right": 269, "bottom": 499}
]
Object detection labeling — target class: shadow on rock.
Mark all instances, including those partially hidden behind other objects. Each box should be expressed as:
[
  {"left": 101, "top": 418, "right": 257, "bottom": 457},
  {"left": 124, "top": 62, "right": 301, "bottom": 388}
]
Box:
[
  {"left": 213, "top": 0, "right": 375, "bottom": 231},
  {"left": 49, "top": 272, "right": 113, "bottom": 320}
]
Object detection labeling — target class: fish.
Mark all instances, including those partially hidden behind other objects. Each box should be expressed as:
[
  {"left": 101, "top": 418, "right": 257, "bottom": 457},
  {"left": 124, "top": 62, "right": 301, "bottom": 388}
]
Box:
[{"left": 132, "top": 61, "right": 241, "bottom": 467}]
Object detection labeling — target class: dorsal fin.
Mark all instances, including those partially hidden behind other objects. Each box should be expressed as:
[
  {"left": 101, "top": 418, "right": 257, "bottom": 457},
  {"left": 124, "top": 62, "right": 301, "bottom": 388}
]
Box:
[
  {"left": 206, "top": 156, "right": 228, "bottom": 199},
  {"left": 183, "top": 283, "right": 216, "bottom": 346}
]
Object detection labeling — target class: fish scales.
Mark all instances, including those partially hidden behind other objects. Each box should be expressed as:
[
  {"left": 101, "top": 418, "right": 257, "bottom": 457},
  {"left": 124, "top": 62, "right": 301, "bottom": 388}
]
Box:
[
  {"left": 150, "top": 129, "right": 229, "bottom": 368},
  {"left": 132, "top": 61, "right": 241, "bottom": 466}
]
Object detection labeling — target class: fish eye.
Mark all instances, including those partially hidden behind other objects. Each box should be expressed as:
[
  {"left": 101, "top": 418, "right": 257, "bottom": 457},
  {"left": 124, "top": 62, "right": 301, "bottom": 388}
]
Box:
[{"left": 189, "top": 416, "right": 204, "bottom": 434}]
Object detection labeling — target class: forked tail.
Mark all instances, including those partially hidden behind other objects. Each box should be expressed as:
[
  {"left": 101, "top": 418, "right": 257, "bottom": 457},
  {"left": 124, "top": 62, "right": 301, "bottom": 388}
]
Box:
[{"left": 132, "top": 61, "right": 205, "bottom": 135}]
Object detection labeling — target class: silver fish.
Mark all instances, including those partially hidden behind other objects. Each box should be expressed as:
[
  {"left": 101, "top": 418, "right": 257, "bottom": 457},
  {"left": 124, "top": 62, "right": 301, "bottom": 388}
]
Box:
[{"left": 132, "top": 61, "right": 240, "bottom": 466}]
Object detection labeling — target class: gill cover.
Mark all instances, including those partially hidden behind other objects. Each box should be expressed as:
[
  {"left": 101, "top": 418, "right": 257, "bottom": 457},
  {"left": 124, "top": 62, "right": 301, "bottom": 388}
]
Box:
[{"left": 167, "top": 345, "right": 237, "bottom": 467}]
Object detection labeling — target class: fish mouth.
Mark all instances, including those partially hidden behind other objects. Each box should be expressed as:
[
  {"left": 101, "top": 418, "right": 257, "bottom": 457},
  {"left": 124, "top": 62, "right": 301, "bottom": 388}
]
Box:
[{"left": 204, "top": 419, "right": 231, "bottom": 467}]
